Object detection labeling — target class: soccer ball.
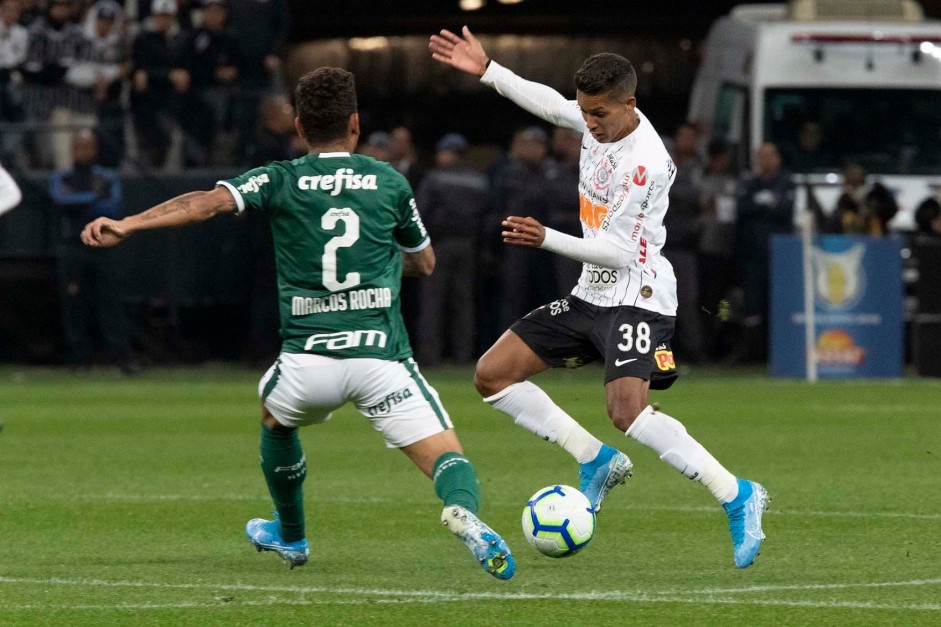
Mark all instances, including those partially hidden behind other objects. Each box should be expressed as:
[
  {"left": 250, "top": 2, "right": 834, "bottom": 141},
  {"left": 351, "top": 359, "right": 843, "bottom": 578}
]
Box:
[{"left": 521, "top": 484, "right": 596, "bottom": 557}]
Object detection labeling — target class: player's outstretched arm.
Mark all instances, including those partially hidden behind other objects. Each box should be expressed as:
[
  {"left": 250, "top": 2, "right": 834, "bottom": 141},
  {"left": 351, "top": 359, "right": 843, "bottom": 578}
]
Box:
[
  {"left": 502, "top": 215, "right": 546, "bottom": 248},
  {"left": 81, "top": 186, "right": 237, "bottom": 248},
  {"left": 431, "top": 26, "right": 584, "bottom": 131},
  {"left": 429, "top": 26, "right": 490, "bottom": 77},
  {"left": 503, "top": 215, "right": 633, "bottom": 270}
]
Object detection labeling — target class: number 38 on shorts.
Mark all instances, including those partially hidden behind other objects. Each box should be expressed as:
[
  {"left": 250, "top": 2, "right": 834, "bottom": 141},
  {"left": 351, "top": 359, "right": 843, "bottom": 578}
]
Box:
[{"left": 603, "top": 307, "right": 677, "bottom": 387}]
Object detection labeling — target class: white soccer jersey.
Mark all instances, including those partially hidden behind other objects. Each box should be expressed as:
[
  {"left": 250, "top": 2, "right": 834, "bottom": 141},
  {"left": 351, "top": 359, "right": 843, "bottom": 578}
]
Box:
[{"left": 482, "top": 62, "right": 678, "bottom": 316}]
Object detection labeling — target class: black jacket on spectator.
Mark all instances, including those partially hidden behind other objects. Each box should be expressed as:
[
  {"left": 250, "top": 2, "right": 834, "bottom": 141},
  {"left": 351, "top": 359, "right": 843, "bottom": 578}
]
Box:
[
  {"left": 735, "top": 172, "right": 795, "bottom": 259},
  {"left": 416, "top": 164, "right": 489, "bottom": 241},
  {"left": 175, "top": 27, "right": 241, "bottom": 88},
  {"left": 133, "top": 29, "right": 184, "bottom": 96},
  {"left": 226, "top": 0, "right": 286, "bottom": 82}
]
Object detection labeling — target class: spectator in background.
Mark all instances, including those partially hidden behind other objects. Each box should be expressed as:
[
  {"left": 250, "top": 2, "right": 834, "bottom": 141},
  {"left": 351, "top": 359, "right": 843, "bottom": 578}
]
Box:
[
  {"left": 698, "top": 137, "right": 738, "bottom": 360},
  {"left": 663, "top": 122, "right": 705, "bottom": 363},
  {"left": 225, "top": 0, "right": 286, "bottom": 163},
  {"left": 132, "top": 0, "right": 186, "bottom": 169},
  {"left": 173, "top": 0, "right": 241, "bottom": 166},
  {"left": 389, "top": 125, "right": 425, "bottom": 347},
  {"left": 783, "top": 118, "right": 833, "bottom": 172},
  {"left": 250, "top": 91, "right": 302, "bottom": 163},
  {"left": 360, "top": 130, "right": 391, "bottom": 161},
  {"left": 861, "top": 182, "right": 898, "bottom": 236},
  {"left": 390, "top": 126, "right": 424, "bottom": 189},
  {"left": 496, "top": 125, "right": 558, "bottom": 329},
  {"left": 812, "top": 162, "right": 869, "bottom": 234},
  {"left": 546, "top": 126, "right": 582, "bottom": 295},
  {"left": 68, "top": 0, "right": 127, "bottom": 167},
  {"left": 49, "top": 130, "right": 134, "bottom": 372},
  {"left": 811, "top": 163, "right": 897, "bottom": 236},
  {"left": 16, "top": 0, "right": 41, "bottom": 26},
  {"left": 914, "top": 197, "right": 941, "bottom": 238},
  {"left": 415, "top": 132, "right": 489, "bottom": 365},
  {"left": 1, "top": 0, "right": 28, "bottom": 123},
  {"left": 20, "top": 0, "right": 79, "bottom": 168},
  {"left": 734, "top": 142, "right": 794, "bottom": 362}
]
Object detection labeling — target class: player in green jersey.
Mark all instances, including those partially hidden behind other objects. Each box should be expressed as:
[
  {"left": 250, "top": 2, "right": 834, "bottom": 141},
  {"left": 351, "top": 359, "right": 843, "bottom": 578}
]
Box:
[{"left": 81, "top": 67, "right": 515, "bottom": 580}]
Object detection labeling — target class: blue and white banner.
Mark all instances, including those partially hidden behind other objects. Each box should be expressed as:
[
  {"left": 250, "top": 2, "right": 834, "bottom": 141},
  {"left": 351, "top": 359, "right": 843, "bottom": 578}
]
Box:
[{"left": 770, "top": 235, "right": 903, "bottom": 378}]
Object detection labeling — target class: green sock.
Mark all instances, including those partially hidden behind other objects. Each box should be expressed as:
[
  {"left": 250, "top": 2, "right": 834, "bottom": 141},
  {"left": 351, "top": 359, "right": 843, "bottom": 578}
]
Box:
[
  {"left": 260, "top": 424, "right": 307, "bottom": 542},
  {"left": 433, "top": 452, "right": 481, "bottom": 514}
]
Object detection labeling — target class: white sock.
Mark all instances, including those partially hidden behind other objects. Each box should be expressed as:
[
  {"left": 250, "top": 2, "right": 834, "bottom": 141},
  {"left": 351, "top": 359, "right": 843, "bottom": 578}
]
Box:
[
  {"left": 484, "top": 382, "right": 603, "bottom": 463},
  {"left": 626, "top": 405, "right": 739, "bottom": 503}
]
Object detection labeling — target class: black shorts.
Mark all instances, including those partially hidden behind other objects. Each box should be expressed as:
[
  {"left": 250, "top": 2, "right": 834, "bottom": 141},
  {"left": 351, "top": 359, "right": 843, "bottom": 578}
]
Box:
[{"left": 510, "top": 296, "right": 679, "bottom": 389}]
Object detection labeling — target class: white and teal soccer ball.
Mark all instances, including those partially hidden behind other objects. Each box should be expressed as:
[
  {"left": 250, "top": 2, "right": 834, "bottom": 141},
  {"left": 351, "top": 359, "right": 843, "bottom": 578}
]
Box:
[{"left": 521, "top": 484, "right": 596, "bottom": 557}]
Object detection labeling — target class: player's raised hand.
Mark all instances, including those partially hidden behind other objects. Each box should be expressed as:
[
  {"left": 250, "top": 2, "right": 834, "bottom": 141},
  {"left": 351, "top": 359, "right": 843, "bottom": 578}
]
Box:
[
  {"left": 81, "top": 217, "right": 129, "bottom": 248},
  {"left": 429, "top": 26, "right": 490, "bottom": 77},
  {"left": 502, "top": 216, "right": 545, "bottom": 247}
]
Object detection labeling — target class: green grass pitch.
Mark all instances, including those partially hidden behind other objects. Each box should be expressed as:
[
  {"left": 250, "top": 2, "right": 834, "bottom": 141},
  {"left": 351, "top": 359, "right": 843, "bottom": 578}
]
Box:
[{"left": 1, "top": 365, "right": 939, "bottom": 625}]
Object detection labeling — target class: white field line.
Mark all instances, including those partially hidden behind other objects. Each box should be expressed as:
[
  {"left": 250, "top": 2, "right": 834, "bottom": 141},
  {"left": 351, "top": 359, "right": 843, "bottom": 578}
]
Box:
[
  {"left": 0, "top": 575, "right": 935, "bottom": 597},
  {"left": 1, "top": 576, "right": 940, "bottom": 611},
  {"left": 51, "top": 493, "right": 941, "bottom": 521}
]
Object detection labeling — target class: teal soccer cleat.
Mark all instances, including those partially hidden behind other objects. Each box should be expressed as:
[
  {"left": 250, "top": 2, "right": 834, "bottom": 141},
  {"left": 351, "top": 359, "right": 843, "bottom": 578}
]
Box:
[
  {"left": 722, "top": 478, "right": 770, "bottom": 569},
  {"left": 441, "top": 505, "right": 515, "bottom": 580},
  {"left": 246, "top": 516, "right": 310, "bottom": 569},
  {"left": 579, "top": 444, "right": 633, "bottom": 513}
]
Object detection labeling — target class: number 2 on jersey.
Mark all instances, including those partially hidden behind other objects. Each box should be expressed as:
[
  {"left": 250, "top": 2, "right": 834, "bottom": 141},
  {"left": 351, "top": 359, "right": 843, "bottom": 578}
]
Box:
[{"left": 322, "top": 208, "right": 361, "bottom": 292}]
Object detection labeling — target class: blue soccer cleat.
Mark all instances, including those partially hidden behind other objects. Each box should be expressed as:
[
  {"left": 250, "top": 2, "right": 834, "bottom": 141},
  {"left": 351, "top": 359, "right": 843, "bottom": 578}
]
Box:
[
  {"left": 246, "top": 515, "right": 310, "bottom": 569},
  {"left": 722, "top": 478, "right": 770, "bottom": 569},
  {"left": 441, "top": 505, "right": 515, "bottom": 580},
  {"left": 579, "top": 444, "right": 633, "bottom": 513}
]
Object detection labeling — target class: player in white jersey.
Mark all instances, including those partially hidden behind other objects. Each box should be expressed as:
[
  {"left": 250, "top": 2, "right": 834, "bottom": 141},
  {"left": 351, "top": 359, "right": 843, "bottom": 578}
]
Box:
[{"left": 430, "top": 27, "right": 769, "bottom": 569}]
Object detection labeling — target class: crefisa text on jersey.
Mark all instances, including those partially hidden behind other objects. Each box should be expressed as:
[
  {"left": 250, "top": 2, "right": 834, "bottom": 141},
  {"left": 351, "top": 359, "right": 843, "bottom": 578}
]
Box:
[
  {"left": 297, "top": 169, "right": 379, "bottom": 196},
  {"left": 291, "top": 288, "right": 393, "bottom": 316}
]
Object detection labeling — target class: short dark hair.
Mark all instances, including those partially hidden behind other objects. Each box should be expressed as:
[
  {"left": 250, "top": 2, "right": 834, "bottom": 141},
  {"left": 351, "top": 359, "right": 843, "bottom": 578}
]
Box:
[
  {"left": 574, "top": 53, "right": 637, "bottom": 100},
  {"left": 915, "top": 197, "right": 941, "bottom": 234},
  {"left": 294, "top": 67, "right": 357, "bottom": 144}
]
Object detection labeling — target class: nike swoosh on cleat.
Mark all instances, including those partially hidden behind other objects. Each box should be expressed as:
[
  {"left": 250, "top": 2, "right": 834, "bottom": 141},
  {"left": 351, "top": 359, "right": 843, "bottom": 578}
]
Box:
[{"left": 614, "top": 358, "right": 637, "bottom": 366}]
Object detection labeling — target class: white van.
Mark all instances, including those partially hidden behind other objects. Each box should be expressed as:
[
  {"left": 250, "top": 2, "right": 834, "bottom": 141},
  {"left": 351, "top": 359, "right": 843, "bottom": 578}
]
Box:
[{"left": 688, "top": 0, "right": 941, "bottom": 229}]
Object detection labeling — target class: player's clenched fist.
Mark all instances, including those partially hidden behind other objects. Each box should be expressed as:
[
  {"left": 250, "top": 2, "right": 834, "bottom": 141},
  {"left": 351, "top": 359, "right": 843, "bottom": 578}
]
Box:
[
  {"left": 429, "top": 26, "right": 490, "bottom": 77},
  {"left": 502, "top": 215, "right": 545, "bottom": 247},
  {"left": 81, "top": 217, "right": 129, "bottom": 248}
]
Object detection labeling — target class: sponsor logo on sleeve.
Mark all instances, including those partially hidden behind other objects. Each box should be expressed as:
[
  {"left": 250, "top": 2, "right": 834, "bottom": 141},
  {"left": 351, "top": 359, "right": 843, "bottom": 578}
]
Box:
[{"left": 238, "top": 173, "right": 270, "bottom": 194}]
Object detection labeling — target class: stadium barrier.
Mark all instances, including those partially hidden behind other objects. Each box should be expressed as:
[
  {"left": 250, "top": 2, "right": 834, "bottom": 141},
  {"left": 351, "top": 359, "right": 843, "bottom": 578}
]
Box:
[{"left": 0, "top": 171, "right": 268, "bottom": 364}]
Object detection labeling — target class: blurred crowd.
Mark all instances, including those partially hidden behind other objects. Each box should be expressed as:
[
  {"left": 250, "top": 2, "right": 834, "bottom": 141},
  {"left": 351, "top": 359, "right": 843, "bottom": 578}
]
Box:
[
  {"left": 0, "top": 0, "right": 288, "bottom": 170},
  {"left": 4, "top": 0, "right": 941, "bottom": 369},
  {"left": 16, "top": 114, "right": 941, "bottom": 371}
]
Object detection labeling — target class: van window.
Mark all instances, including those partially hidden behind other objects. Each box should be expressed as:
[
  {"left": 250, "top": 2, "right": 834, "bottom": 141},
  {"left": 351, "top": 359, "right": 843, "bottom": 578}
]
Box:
[
  {"left": 713, "top": 84, "right": 749, "bottom": 167},
  {"left": 765, "top": 88, "right": 941, "bottom": 175}
]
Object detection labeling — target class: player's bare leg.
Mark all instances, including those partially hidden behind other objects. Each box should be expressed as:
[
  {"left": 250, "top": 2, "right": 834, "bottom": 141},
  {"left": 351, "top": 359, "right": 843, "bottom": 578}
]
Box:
[
  {"left": 401, "top": 429, "right": 514, "bottom": 580},
  {"left": 609, "top": 378, "right": 769, "bottom": 568},
  {"left": 476, "top": 330, "right": 631, "bottom": 511}
]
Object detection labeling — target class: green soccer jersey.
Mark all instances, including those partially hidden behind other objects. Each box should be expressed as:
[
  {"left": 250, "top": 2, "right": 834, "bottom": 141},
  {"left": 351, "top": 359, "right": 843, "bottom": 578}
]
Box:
[{"left": 220, "top": 151, "right": 429, "bottom": 360}]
